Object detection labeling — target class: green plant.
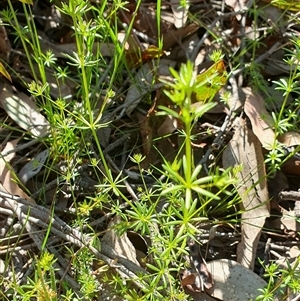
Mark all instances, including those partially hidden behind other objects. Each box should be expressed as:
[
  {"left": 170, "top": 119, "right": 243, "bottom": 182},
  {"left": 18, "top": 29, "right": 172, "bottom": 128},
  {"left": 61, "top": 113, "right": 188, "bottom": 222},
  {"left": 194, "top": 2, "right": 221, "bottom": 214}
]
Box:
[
  {"left": 11, "top": 252, "right": 59, "bottom": 301},
  {"left": 111, "top": 57, "right": 236, "bottom": 299},
  {"left": 4, "top": 0, "right": 300, "bottom": 300},
  {"left": 263, "top": 36, "right": 300, "bottom": 176},
  {"left": 255, "top": 33, "right": 300, "bottom": 301},
  {"left": 0, "top": 0, "right": 236, "bottom": 296},
  {"left": 1, "top": 0, "right": 126, "bottom": 298},
  {"left": 257, "top": 257, "right": 300, "bottom": 301}
]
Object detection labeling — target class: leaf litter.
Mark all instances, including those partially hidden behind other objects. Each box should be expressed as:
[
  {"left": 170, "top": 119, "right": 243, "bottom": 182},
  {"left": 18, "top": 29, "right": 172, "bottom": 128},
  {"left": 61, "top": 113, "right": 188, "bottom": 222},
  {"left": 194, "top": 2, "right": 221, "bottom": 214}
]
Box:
[
  {"left": 223, "top": 116, "right": 270, "bottom": 270},
  {"left": 1, "top": 0, "right": 300, "bottom": 300}
]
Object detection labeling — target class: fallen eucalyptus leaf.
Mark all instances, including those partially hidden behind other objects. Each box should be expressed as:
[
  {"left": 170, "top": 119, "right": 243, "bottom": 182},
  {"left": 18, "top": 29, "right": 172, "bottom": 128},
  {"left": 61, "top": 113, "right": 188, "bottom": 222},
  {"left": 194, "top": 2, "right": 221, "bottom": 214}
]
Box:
[
  {"left": 170, "top": 0, "right": 190, "bottom": 28},
  {"left": 0, "top": 84, "right": 50, "bottom": 138},
  {"left": 18, "top": 149, "right": 49, "bottom": 185},
  {"left": 207, "top": 259, "right": 279, "bottom": 301},
  {"left": 0, "top": 139, "right": 35, "bottom": 203},
  {"left": 223, "top": 117, "right": 270, "bottom": 270},
  {"left": 243, "top": 87, "right": 275, "bottom": 150},
  {"left": 102, "top": 216, "right": 140, "bottom": 267}
]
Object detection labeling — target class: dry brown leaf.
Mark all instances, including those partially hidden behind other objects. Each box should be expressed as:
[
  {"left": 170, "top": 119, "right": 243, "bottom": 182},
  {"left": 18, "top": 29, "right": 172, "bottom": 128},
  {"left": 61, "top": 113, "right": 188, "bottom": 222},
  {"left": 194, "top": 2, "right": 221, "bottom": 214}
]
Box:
[
  {"left": 126, "top": 231, "right": 148, "bottom": 268},
  {"left": 278, "top": 131, "right": 300, "bottom": 146},
  {"left": 186, "top": 291, "right": 217, "bottom": 301},
  {"left": 243, "top": 87, "right": 275, "bottom": 150},
  {"left": 280, "top": 208, "right": 300, "bottom": 232},
  {"left": 279, "top": 132, "right": 300, "bottom": 175},
  {"left": 97, "top": 216, "right": 141, "bottom": 301},
  {"left": 281, "top": 158, "right": 300, "bottom": 175},
  {"left": 102, "top": 216, "right": 140, "bottom": 267},
  {"left": 157, "top": 115, "right": 178, "bottom": 136},
  {"left": 222, "top": 117, "right": 270, "bottom": 270},
  {"left": 268, "top": 171, "right": 289, "bottom": 205},
  {"left": 206, "top": 259, "right": 278, "bottom": 301},
  {"left": 125, "top": 59, "right": 176, "bottom": 116},
  {"left": 39, "top": 39, "right": 115, "bottom": 58},
  {"left": 0, "top": 25, "right": 11, "bottom": 62},
  {"left": 0, "top": 83, "right": 50, "bottom": 137},
  {"left": 162, "top": 22, "right": 199, "bottom": 51},
  {"left": 264, "top": 49, "right": 288, "bottom": 76},
  {"left": 189, "top": 240, "right": 213, "bottom": 291},
  {"left": 135, "top": 111, "right": 152, "bottom": 158},
  {"left": 15, "top": 62, "right": 76, "bottom": 100},
  {"left": 18, "top": 149, "right": 49, "bottom": 185},
  {"left": 181, "top": 270, "right": 204, "bottom": 293},
  {"left": 258, "top": 0, "right": 285, "bottom": 26},
  {"left": 225, "top": 0, "right": 247, "bottom": 20},
  {"left": 0, "top": 139, "right": 35, "bottom": 203},
  {"left": 170, "top": 0, "right": 190, "bottom": 28}
]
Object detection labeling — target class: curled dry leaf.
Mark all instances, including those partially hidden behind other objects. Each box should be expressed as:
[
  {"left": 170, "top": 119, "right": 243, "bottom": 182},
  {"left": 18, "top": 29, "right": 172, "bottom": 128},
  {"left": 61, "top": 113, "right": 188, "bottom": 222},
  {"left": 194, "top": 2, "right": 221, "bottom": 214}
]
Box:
[
  {"left": 243, "top": 87, "right": 275, "bottom": 150},
  {"left": 126, "top": 231, "right": 148, "bottom": 268},
  {"left": 281, "top": 157, "right": 300, "bottom": 176},
  {"left": 222, "top": 117, "right": 270, "bottom": 270},
  {"left": 98, "top": 216, "right": 141, "bottom": 301},
  {"left": 0, "top": 83, "right": 50, "bottom": 138},
  {"left": 181, "top": 269, "right": 202, "bottom": 293},
  {"left": 125, "top": 45, "right": 164, "bottom": 68},
  {"left": 0, "top": 139, "right": 35, "bottom": 203},
  {"left": 102, "top": 216, "right": 140, "bottom": 267}
]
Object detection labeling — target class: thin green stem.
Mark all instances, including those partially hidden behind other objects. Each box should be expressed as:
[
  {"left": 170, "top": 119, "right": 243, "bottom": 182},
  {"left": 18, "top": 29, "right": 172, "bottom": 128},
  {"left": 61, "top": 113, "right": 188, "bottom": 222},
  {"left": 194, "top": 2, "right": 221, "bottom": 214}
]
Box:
[{"left": 7, "top": 1, "right": 38, "bottom": 83}]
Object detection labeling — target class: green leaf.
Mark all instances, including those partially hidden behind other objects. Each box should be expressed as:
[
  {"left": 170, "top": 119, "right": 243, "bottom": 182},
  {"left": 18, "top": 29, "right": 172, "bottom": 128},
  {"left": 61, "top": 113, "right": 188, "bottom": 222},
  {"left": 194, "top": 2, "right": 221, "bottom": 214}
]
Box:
[
  {"left": 192, "top": 101, "right": 217, "bottom": 120},
  {"left": 191, "top": 186, "right": 220, "bottom": 200},
  {"left": 18, "top": 0, "right": 33, "bottom": 4},
  {"left": 0, "top": 62, "right": 12, "bottom": 82},
  {"left": 194, "top": 60, "right": 227, "bottom": 102},
  {"left": 156, "top": 105, "right": 181, "bottom": 119},
  {"left": 271, "top": 0, "right": 300, "bottom": 11},
  {"left": 160, "top": 184, "right": 185, "bottom": 195},
  {"left": 191, "top": 164, "right": 203, "bottom": 181}
]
